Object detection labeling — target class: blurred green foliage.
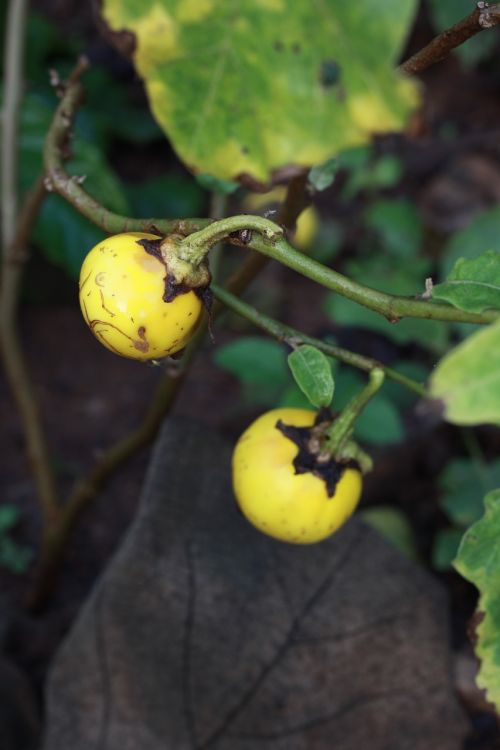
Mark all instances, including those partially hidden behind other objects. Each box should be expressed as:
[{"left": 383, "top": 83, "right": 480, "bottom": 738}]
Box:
[
  {"left": 432, "top": 458, "right": 500, "bottom": 570},
  {"left": 0, "top": 506, "right": 33, "bottom": 574}
]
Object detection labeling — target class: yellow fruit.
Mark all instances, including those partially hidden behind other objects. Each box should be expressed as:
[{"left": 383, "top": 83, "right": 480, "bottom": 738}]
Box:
[
  {"left": 232, "top": 408, "right": 362, "bottom": 544},
  {"left": 242, "top": 187, "right": 319, "bottom": 251},
  {"left": 78, "top": 232, "right": 203, "bottom": 361}
]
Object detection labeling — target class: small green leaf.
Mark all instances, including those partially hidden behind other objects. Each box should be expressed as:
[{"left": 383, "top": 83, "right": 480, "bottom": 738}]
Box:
[
  {"left": 365, "top": 198, "right": 423, "bottom": 258},
  {"left": 433, "top": 251, "right": 500, "bottom": 313},
  {"left": 0, "top": 537, "right": 33, "bottom": 574},
  {"left": 0, "top": 505, "right": 20, "bottom": 532},
  {"left": 126, "top": 174, "right": 206, "bottom": 219},
  {"left": 287, "top": 345, "right": 334, "bottom": 408},
  {"left": 196, "top": 174, "right": 239, "bottom": 195},
  {"left": 432, "top": 528, "right": 464, "bottom": 571},
  {"left": 429, "top": 319, "right": 500, "bottom": 425},
  {"left": 454, "top": 489, "right": 500, "bottom": 711},
  {"left": 278, "top": 383, "right": 314, "bottom": 410},
  {"left": 308, "top": 158, "right": 338, "bottom": 192}
]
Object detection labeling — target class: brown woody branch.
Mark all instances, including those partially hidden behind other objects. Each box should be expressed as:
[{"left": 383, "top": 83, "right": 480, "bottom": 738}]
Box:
[{"left": 400, "top": 2, "right": 500, "bottom": 75}]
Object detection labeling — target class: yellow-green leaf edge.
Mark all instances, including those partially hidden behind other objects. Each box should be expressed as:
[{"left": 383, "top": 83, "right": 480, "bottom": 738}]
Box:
[{"left": 102, "top": 0, "right": 420, "bottom": 182}]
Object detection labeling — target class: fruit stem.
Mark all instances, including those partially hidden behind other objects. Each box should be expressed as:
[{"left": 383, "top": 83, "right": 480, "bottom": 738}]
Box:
[
  {"left": 177, "top": 214, "right": 283, "bottom": 266},
  {"left": 325, "top": 368, "right": 385, "bottom": 456}
]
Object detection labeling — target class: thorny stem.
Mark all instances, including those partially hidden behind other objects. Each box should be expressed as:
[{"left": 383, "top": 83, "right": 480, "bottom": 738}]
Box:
[
  {"left": 44, "top": 57, "right": 212, "bottom": 237},
  {"left": 1, "top": 0, "right": 60, "bottom": 530},
  {"left": 0, "top": 178, "right": 60, "bottom": 530},
  {"left": 212, "top": 285, "right": 427, "bottom": 397},
  {"left": 400, "top": 2, "right": 500, "bottom": 75}
]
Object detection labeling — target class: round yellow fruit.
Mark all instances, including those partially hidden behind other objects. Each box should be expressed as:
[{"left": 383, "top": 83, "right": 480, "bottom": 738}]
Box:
[
  {"left": 79, "top": 232, "right": 203, "bottom": 361},
  {"left": 232, "top": 408, "right": 362, "bottom": 544}
]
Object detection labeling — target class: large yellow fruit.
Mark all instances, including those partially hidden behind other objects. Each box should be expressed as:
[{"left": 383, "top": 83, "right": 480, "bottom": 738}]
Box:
[
  {"left": 79, "top": 232, "right": 203, "bottom": 361},
  {"left": 232, "top": 408, "right": 362, "bottom": 544}
]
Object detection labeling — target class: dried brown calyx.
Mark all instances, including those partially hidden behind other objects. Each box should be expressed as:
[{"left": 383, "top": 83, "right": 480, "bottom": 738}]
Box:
[
  {"left": 276, "top": 408, "right": 358, "bottom": 497},
  {"left": 137, "top": 236, "right": 212, "bottom": 314}
]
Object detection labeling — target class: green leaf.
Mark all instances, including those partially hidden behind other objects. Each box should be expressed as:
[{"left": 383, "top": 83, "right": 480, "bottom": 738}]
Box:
[
  {"left": 355, "top": 395, "right": 403, "bottom": 445},
  {"left": 33, "top": 197, "right": 106, "bottom": 279},
  {"left": 278, "top": 383, "right": 314, "bottom": 410},
  {"left": 287, "top": 345, "right": 334, "bottom": 408},
  {"left": 432, "top": 528, "right": 464, "bottom": 571},
  {"left": 126, "top": 173, "right": 206, "bottom": 218},
  {"left": 80, "top": 67, "right": 163, "bottom": 147},
  {"left": 0, "top": 537, "right": 33, "bottom": 574},
  {"left": 383, "top": 360, "right": 428, "bottom": 409},
  {"left": 360, "top": 506, "right": 418, "bottom": 560},
  {"left": 0, "top": 505, "right": 20, "bottom": 532},
  {"left": 454, "top": 489, "right": 500, "bottom": 711},
  {"left": 308, "top": 157, "right": 338, "bottom": 192},
  {"left": 102, "top": 0, "right": 419, "bottom": 182},
  {"left": 196, "top": 174, "right": 239, "bottom": 195},
  {"left": 433, "top": 251, "right": 500, "bottom": 314},
  {"left": 342, "top": 153, "right": 403, "bottom": 200},
  {"left": 365, "top": 198, "right": 423, "bottom": 258},
  {"left": 429, "top": 319, "right": 500, "bottom": 425},
  {"left": 441, "top": 207, "right": 500, "bottom": 277},
  {"left": 439, "top": 459, "right": 500, "bottom": 528},
  {"left": 15, "top": 94, "right": 130, "bottom": 278},
  {"left": 213, "top": 336, "right": 289, "bottom": 406}
]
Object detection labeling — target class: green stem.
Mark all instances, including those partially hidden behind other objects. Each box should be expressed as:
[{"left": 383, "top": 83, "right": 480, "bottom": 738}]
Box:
[
  {"left": 179, "top": 214, "right": 283, "bottom": 265},
  {"left": 183, "top": 216, "right": 498, "bottom": 326},
  {"left": 248, "top": 234, "right": 499, "bottom": 325},
  {"left": 213, "top": 284, "right": 427, "bottom": 397},
  {"left": 44, "top": 58, "right": 211, "bottom": 238},
  {"left": 325, "top": 369, "right": 385, "bottom": 454},
  {"left": 45, "top": 67, "right": 498, "bottom": 328}
]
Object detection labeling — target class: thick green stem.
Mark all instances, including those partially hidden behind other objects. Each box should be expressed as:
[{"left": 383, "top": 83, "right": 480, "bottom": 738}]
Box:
[
  {"left": 212, "top": 284, "right": 426, "bottom": 397},
  {"left": 325, "top": 369, "right": 385, "bottom": 454},
  {"left": 179, "top": 214, "right": 283, "bottom": 265},
  {"left": 248, "top": 234, "right": 499, "bottom": 325},
  {"left": 182, "top": 216, "right": 498, "bottom": 326}
]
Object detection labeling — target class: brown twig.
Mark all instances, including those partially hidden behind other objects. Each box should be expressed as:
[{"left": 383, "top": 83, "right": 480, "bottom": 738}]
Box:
[
  {"left": 44, "top": 57, "right": 211, "bottom": 237},
  {"left": 0, "top": 177, "right": 60, "bottom": 530},
  {"left": 1, "top": 0, "right": 60, "bottom": 531},
  {"left": 400, "top": 2, "right": 500, "bottom": 75},
  {"left": 27, "top": 363, "right": 189, "bottom": 609}
]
